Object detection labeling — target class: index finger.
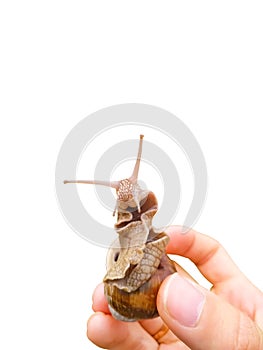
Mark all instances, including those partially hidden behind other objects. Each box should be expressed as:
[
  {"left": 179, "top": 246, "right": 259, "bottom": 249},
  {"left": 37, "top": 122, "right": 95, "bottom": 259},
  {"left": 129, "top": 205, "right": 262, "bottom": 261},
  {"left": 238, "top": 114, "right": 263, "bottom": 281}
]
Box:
[{"left": 165, "top": 226, "right": 243, "bottom": 285}]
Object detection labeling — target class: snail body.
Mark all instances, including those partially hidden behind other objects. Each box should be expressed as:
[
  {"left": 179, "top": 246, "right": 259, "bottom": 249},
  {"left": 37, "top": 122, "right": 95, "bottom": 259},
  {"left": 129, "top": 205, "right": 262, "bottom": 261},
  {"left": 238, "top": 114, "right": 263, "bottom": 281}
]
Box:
[{"left": 64, "top": 135, "right": 176, "bottom": 321}]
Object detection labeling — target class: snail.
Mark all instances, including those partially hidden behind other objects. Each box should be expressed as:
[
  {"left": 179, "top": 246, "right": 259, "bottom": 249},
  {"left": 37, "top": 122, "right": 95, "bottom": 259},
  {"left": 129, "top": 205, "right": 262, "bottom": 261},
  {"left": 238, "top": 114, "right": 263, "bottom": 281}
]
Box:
[{"left": 64, "top": 135, "right": 177, "bottom": 321}]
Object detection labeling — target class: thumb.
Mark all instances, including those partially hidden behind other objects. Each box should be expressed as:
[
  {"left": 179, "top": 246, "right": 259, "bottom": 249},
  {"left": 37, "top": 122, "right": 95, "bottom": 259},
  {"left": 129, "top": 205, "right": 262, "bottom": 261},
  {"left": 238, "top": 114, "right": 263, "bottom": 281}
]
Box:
[{"left": 157, "top": 273, "right": 263, "bottom": 350}]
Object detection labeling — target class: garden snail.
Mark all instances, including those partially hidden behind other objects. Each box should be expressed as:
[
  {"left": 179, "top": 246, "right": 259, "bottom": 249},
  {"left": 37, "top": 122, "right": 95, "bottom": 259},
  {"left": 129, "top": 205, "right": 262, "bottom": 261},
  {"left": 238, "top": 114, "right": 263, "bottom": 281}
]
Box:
[{"left": 64, "top": 135, "right": 177, "bottom": 321}]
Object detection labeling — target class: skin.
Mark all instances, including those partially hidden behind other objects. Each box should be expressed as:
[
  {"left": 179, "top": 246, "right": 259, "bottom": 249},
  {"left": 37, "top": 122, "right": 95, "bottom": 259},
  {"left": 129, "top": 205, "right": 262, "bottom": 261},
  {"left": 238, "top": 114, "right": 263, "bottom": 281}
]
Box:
[{"left": 87, "top": 226, "right": 263, "bottom": 349}]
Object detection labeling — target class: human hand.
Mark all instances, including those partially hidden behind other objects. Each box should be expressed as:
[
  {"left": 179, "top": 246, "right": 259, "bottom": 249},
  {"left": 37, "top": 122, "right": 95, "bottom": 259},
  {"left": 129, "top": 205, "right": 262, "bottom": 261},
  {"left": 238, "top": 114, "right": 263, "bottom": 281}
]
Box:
[{"left": 87, "top": 226, "right": 263, "bottom": 349}]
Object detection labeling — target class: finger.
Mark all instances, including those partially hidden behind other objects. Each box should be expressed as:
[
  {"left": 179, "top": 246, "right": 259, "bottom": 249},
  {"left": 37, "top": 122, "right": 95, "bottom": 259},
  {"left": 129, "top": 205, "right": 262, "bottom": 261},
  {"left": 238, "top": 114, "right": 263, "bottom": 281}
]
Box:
[
  {"left": 174, "top": 261, "right": 198, "bottom": 283},
  {"left": 92, "top": 283, "right": 110, "bottom": 314},
  {"left": 140, "top": 318, "right": 190, "bottom": 348},
  {"left": 87, "top": 312, "right": 158, "bottom": 350},
  {"left": 165, "top": 226, "right": 242, "bottom": 285},
  {"left": 158, "top": 273, "right": 263, "bottom": 350}
]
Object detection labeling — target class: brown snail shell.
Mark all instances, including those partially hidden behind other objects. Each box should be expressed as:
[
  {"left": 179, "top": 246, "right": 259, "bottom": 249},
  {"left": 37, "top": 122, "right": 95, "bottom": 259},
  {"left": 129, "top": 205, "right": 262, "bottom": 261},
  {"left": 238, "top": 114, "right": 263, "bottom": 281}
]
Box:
[
  {"left": 105, "top": 248, "right": 176, "bottom": 321},
  {"left": 103, "top": 192, "right": 177, "bottom": 321}
]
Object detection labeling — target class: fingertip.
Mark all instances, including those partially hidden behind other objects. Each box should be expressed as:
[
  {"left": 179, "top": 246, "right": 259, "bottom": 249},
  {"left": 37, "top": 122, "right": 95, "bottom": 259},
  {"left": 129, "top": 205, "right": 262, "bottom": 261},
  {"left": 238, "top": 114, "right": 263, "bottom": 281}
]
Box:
[
  {"left": 158, "top": 273, "right": 205, "bottom": 328},
  {"left": 86, "top": 312, "right": 103, "bottom": 338},
  {"left": 92, "top": 283, "right": 104, "bottom": 304},
  {"left": 158, "top": 274, "right": 263, "bottom": 350},
  {"left": 165, "top": 226, "right": 195, "bottom": 254},
  {"left": 87, "top": 312, "right": 128, "bottom": 348},
  {"left": 92, "top": 283, "right": 110, "bottom": 313},
  {"left": 87, "top": 312, "right": 112, "bottom": 346}
]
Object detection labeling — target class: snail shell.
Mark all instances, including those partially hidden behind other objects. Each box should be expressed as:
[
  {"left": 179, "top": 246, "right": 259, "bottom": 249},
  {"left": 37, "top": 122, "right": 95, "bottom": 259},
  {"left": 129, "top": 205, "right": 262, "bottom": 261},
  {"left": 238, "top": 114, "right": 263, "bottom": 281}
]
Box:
[{"left": 104, "top": 191, "right": 177, "bottom": 321}]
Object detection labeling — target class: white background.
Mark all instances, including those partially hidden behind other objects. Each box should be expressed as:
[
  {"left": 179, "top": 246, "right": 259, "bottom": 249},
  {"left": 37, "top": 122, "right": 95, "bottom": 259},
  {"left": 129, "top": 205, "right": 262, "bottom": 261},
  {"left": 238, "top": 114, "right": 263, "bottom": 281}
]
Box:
[{"left": 1, "top": 1, "right": 263, "bottom": 349}]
